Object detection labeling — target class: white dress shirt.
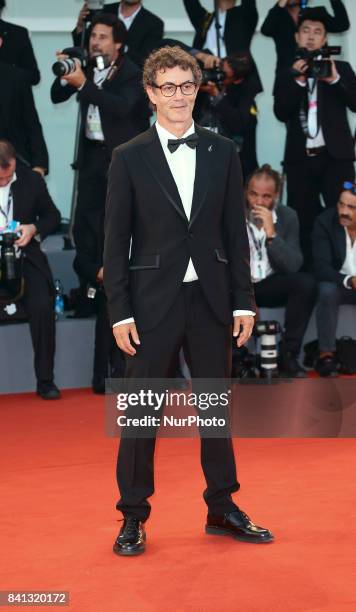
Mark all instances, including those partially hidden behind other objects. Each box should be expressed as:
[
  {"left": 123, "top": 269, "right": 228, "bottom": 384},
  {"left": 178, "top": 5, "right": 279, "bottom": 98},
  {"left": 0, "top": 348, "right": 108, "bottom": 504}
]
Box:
[
  {"left": 205, "top": 10, "right": 227, "bottom": 58},
  {"left": 340, "top": 227, "right": 356, "bottom": 289},
  {"left": 113, "top": 121, "right": 254, "bottom": 327},
  {"left": 0, "top": 173, "right": 16, "bottom": 229},
  {"left": 118, "top": 3, "right": 142, "bottom": 30}
]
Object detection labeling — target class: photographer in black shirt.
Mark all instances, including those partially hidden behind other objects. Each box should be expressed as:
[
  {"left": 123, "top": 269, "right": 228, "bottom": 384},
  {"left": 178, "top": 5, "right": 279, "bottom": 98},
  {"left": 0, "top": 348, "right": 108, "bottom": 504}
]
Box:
[{"left": 194, "top": 51, "right": 260, "bottom": 179}]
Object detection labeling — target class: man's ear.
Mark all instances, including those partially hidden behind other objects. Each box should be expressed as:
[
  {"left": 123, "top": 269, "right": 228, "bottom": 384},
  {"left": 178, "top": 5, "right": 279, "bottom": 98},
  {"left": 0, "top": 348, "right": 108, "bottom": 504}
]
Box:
[{"left": 145, "top": 85, "right": 156, "bottom": 106}]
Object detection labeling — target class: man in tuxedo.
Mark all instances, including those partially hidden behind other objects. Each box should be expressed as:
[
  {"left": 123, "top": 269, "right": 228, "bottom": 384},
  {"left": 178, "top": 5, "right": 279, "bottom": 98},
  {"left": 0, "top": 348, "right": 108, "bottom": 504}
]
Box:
[
  {"left": 261, "top": 0, "right": 349, "bottom": 79},
  {"left": 0, "top": 61, "right": 48, "bottom": 176},
  {"left": 0, "top": 140, "right": 61, "bottom": 399},
  {"left": 274, "top": 8, "right": 356, "bottom": 268},
  {"left": 243, "top": 164, "right": 316, "bottom": 377},
  {"left": 0, "top": 0, "right": 40, "bottom": 85},
  {"left": 52, "top": 13, "right": 147, "bottom": 392},
  {"left": 73, "top": 1, "right": 163, "bottom": 68},
  {"left": 104, "top": 45, "right": 274, "bottom": 556},
  {"left": 313, "top": 182, "right": 356, "bottom": 377}
]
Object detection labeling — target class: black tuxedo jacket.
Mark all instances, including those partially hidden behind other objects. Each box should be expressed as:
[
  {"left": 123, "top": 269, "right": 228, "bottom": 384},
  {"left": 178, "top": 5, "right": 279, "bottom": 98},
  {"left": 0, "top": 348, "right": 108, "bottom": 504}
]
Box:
[
  {"left": 312, "top": 207, "right": 349, "bottom": 286},
  {"left": 103, "top": 124, "right": 255, "bottom": 331},
  {"left": 183, "top": 0, "right": 258, "bottom": 54},
  {"left": 0, "top": 18, "right": 40, "bottom": 85},
  {"left": 12, "top": 165, "right": 61, "bottom": 288},
  {"left": 72, "top": 3, "right": 163, "bottom": 68},
  {"left": 274, "top": 61, "right": 356, "bottom": 163},
  {"left": 50, "top": 55, "right": 149, "bottom": 167},
  {"left": 0, "top": 61, "right": 48, "bottom": 170},
  {"left": 261, "top": 1, "right": 350, "bottom": 76}
]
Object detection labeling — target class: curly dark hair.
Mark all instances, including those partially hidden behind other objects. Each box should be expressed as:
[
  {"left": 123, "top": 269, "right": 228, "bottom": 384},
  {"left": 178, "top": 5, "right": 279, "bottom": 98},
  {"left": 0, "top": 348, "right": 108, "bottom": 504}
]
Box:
[{"left": 143, "top": 45, "right": 202, "bottom": 89}]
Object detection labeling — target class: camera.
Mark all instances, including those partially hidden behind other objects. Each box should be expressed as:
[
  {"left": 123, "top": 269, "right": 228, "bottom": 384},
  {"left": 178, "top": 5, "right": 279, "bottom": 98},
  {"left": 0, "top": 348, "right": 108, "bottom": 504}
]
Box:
[
  {"left": 52, "top": 47, "right": 109, "bottom": 77},
  {"left": 86, "top": 0, "right": 105, "bottom": 21},
  {"left": 201, "top": 52, "right": 253, "bottom": 87},
  {"left": 0, "top": 232, "right": 18, "bottom": 281},
  {"left": 294, "top": 46, "right": 341, "bottom": 79},
  {"left": 255, "top": 321, "right": 281, "bottom": 376}
]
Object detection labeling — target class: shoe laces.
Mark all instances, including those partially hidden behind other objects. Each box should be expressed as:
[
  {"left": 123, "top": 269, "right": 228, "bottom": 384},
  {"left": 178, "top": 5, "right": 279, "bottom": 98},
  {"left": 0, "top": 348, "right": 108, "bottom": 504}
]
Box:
[{"left": 119, "top": 516, "right": 140, "bottom": 537}]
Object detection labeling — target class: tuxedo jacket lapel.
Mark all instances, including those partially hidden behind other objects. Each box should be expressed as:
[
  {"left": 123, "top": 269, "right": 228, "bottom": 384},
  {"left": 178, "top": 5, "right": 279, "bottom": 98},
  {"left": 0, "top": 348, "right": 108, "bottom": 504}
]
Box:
[
  {"left": 189, "top": 126, "right": 212, "bottom": 228},
  {"left": 140, "top": 125, "right": 187, "bottom": 222}
]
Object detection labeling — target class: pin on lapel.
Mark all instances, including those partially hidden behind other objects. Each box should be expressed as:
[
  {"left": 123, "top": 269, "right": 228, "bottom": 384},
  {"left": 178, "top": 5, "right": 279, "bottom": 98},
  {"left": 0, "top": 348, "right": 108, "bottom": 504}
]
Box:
[{"left": 208, "top": 145, "right": 213, "bottom": 152}]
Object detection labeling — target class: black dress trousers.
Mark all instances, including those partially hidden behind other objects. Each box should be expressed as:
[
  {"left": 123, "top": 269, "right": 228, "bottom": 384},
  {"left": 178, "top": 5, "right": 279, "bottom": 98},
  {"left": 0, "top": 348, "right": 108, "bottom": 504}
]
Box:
[{"left": 116, "top": 281, "right": 240, "bottom": 522}]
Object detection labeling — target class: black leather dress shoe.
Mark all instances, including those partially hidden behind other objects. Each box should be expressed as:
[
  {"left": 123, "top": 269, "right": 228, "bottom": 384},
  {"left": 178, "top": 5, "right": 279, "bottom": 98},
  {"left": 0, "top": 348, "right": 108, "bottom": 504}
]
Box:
[
  {"left": 36, "top": 382, "right": 61, "bottom": 400},
  {"left": 113, "top": 517, "right": 146, "bottom": 556},
  {"left": 279, "top": 351, "right": 306, "bottom": 378},
  {"left": 206, "top": 509, "right": 274, "bottom": 543},
  {"left": 314, "top": 354, "right": 339, "bottom": 378}
]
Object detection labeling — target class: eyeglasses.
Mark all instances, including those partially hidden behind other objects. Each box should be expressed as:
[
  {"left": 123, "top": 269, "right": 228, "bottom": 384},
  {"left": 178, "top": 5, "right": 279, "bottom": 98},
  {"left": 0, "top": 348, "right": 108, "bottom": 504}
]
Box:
[
  {"left": 343, "top": 181, "right": 356, "bottom": 195},
  {"left": 150, "top": 81, "right": 197, "bottom": 97}
]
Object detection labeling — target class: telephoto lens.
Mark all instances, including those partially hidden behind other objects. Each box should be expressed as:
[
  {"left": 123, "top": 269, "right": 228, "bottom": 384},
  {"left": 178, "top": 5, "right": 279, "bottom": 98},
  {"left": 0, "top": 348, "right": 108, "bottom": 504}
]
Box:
[
  {"left": 1, "top": 233, "right": 17, "bottom": 281},
  {"left": 52, "top": 57, "right": 79, "bottom": 77}
]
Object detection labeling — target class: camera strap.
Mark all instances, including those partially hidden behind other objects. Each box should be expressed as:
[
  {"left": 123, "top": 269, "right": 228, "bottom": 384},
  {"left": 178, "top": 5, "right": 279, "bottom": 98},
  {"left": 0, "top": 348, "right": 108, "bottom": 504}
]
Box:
[{"left": 300, "top": 79, "right": 321, "bottom": 140}]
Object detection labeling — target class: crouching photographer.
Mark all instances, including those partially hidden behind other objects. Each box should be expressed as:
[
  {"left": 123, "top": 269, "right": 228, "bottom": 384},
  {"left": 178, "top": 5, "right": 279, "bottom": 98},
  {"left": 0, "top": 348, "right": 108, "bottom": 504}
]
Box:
[
  {"left": 242, "top": 164, "right": 317, "bottom": 377},
  {"left": 193, "top": 52, "right": 261, "bottom": 179},
  {"left": 0, "top": 141, "right": 61, "bottom": 399}
]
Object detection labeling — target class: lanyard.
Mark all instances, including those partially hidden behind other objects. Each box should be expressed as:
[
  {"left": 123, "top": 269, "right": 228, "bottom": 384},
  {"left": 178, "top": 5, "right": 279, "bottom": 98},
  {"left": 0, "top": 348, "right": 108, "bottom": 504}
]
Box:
[
  {"left": 247, "top": 223, "right": 265, "bottom": 261},
  {"left": 0, "top": 186, "right": 13, "bottom": 226}
]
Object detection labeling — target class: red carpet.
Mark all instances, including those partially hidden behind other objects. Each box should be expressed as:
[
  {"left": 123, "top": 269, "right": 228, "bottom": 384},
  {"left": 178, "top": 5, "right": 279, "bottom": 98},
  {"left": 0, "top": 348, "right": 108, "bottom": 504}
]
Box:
[{"left": 1, "top": 389, "right": 356, "bottom": 611}]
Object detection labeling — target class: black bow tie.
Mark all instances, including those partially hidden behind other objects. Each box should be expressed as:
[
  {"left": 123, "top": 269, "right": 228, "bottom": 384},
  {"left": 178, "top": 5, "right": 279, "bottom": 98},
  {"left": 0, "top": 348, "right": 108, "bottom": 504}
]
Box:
[{"left": 167, "top": 133, "right": 199, "bottom": 153}]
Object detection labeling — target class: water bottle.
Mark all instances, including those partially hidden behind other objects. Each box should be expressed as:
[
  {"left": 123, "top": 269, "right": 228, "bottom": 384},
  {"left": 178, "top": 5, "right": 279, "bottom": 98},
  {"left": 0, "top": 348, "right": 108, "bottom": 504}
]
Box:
[{"left": 54, "top": 279, "right": 64, "bottom": 318}]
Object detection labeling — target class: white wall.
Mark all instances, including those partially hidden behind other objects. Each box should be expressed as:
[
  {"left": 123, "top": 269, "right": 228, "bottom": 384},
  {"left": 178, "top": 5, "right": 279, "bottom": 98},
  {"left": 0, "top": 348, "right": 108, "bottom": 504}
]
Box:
[{"left": 2, "top": 1, "right": 354, "bottom": 217}]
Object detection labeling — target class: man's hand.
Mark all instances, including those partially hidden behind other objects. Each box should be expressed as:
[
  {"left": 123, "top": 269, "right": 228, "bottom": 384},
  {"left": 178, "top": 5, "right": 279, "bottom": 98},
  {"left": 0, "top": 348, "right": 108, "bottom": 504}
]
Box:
[
  {"left": 76, "top": 2, "right": 90, "bottom": 34},
  {"left": 233, "top": 315, "right": 254, "bottom": 348},
  {"left": 96, "top": 267, "right": 104, "bottom": 283},
  {"left": 113, "top": 322, "right": 141, "bottom": 356},
  {"left": 251, "top": 205, "right": 276, "bottom": 238},
  {"left": 195, "top": 52, "right": 221, "bottom": 70},
  {"left": 351, "top": 276, "right": 356, "bottom": 291},
  {"left": 293, "top": 59, "right": 308, "bottom": 84},
  {"left": 319, "top": 59, "right": 339, "bottom": 84},
  {"left": 15, "top": 224, "right": 37, "bottom": 248},
  {"left": 32, "top": 167, "right": 46, "bottom": 177},
  {"left": 60, "top": 58, "right": 86, "bottom": 89}
]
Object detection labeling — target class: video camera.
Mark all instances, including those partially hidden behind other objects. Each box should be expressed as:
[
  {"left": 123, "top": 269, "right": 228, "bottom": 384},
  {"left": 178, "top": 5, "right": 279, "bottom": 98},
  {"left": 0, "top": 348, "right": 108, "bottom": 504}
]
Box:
[
  {"left": 294, "top": 46, "right": 341, "bottom": 79},
  {"left": 52, "top": 46, "right": 110, "bottom": 77},
  {"left": 201, "top": 52, "right": 253, "bottom": 87}
]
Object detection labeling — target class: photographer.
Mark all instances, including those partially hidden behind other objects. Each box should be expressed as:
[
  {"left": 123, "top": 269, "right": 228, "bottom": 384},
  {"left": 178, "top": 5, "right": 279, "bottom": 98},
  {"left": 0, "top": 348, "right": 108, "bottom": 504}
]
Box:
[
  {"left": 261, "top": 1, "right": 350, "bottom": 79},
  {"left": 73, "top": 1, "right": 163, "bottom": 68},
  {"left": 183, "top": 0, "right": 258, "bottom": 59},
  {"left": 0, "top": 60, "right": 48, "bottom": 176},
  {"left": 312, "top": 182, "right": 356, "bottom": 377},
  {"left": 193, "top": 51, "right": 260, "bottom": 179},
  {"left": 244, "top": 164, "right": 316, "bottom": 377},
  {"left": 51, "top": 14, "right": 146, "bottom": 392},
  {"left": 0, "top": 140, "right": 61, "bottom": 399},
  {"left": 274, "top": 8, "right": 356, "bottom": 268},
  {"left": 0, "top": 0, "right": 40, "bottom": 85}
]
